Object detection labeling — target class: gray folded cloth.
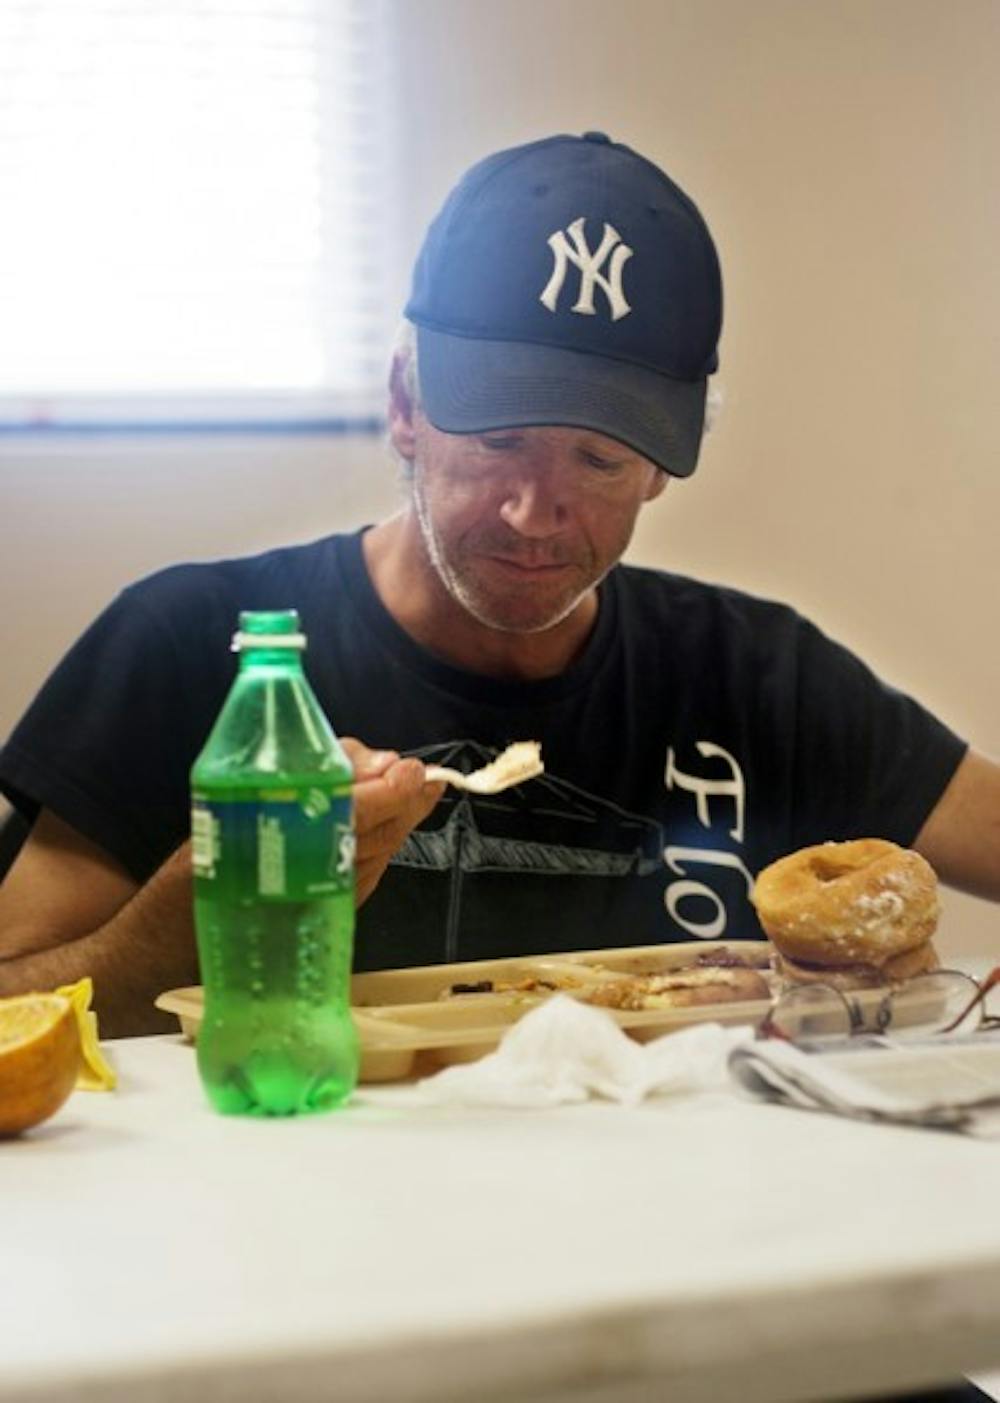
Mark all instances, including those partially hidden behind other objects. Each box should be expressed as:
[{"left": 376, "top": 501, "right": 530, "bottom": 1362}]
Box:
[{"left": 728, "top": 1035, "right": 1000, "bottom": 1136}]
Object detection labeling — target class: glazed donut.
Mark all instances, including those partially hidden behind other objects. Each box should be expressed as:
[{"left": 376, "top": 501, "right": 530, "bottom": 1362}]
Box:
[{"left": 751, "top": 838, "right": 940, "bottom": 970}]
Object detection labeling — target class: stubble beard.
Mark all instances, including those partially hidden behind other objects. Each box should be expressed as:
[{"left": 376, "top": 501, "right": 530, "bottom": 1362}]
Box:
[{"left": 411, "top": 469, "right": 595, "bottom": 636}]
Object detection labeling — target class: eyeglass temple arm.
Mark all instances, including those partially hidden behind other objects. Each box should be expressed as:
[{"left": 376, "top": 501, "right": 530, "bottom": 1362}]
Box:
[{"left": 940, "top": 966, "right": 1000, "bottom": 1034}]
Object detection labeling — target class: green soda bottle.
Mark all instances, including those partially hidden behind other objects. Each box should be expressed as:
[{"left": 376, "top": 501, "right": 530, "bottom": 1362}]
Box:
[{"left": 190, "top": 610, "right": 359, "bottom": 1116}]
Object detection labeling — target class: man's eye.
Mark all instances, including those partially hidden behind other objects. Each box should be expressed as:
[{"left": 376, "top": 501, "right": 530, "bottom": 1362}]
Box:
[
  {"left": 582, "top": 452, "right": 624, "bottom": 472},
  {"left": 480, "top": 434, "right": 520, "bottom": 451}
]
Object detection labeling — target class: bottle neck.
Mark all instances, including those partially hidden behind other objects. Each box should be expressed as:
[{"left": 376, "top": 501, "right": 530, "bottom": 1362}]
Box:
[{"left": 237, "top": 646, "right": 306, "bottom": 672}]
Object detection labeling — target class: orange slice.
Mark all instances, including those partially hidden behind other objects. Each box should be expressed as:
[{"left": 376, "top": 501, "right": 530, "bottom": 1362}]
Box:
[
  {"left": 0, "top": 993, "right": 82, "bottom": 1136},
  {"left": 55, "top": 978, "right": 117, "bottom": 1091}
]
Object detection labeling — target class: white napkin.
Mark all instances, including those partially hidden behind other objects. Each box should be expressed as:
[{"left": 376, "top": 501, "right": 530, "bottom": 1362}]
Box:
[{"left": 409, "top": 994, "right": 752, "bottom": 1109}]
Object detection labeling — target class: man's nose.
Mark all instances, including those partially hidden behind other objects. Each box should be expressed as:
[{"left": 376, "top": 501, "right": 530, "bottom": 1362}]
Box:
[{"left": 497, "top": 471, "right": 568, "bottom": 537}]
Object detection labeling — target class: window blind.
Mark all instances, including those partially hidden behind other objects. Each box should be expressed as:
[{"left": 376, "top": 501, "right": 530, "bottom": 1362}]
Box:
[{"left": 0, "top": 0, "right": 396, "bottom": 428}]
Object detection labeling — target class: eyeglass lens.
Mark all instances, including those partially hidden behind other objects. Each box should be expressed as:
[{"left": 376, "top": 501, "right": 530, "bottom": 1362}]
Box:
[
  {"left": 765, "top": 970, "right": 987, "bottom": 1046},
  {"left": 883, "top": 970, "right": 984, "bottom": 1039},
  {"left": 766, "top": 984, "right": 854, "bottom": 1044}
]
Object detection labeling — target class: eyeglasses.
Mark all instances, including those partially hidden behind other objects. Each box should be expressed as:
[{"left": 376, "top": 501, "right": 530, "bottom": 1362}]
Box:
[{"left": 757, "top": 967, "right": 1000, "bottom": 1048}]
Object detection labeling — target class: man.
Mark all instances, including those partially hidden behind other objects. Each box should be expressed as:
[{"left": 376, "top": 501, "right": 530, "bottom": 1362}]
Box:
[{"left": 2, "top": 131, "right": 1000, "bottom": 1038}]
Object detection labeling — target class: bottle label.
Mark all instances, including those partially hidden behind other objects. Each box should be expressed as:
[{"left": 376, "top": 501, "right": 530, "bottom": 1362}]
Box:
[{"left": 191, "top": 788, "right": 354, "bottom": 900}]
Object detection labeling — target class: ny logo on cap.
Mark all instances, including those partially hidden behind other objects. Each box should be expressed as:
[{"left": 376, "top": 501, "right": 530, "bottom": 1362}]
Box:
[{"left": 539, "top": 218, "right": 633, "bottom": 321}]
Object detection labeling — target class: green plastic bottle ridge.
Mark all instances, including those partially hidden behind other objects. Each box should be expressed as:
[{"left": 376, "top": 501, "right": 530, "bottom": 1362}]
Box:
[{"left": 190, "top": 610, "right": 359, "bottom": 1115}]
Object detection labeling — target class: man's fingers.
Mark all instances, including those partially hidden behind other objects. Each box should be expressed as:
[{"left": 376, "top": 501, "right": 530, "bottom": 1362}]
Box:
[
  {"left": 355, "top": 756, "right": 424, "bottom": 817},
  {"left": 340, "top": 736, "right": 400, "bottom": 781},
  {"left": 356, "top": 760, "right": 442, "bottom": 849},
  {"left": 336, "top": 744, "right": 448, "bottom": 908},
  {"left": 348, "top": 755, "right": 445, "bottom": 907}
]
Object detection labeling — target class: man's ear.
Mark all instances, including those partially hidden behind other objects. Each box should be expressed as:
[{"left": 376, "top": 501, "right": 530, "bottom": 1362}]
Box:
[
  {"left": 644, "top": 468, "right": 669, "bottom": 502},
  {"left": 388, "top": 351, "right": 418, "bottom": 462}
]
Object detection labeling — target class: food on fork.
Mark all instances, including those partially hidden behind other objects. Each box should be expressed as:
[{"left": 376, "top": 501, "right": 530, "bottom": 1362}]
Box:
[
  {"left": 751, "top": 838, "right": 940, "bottom": 990},
  {"left": 425, "top": 740, "right": 544, "bottom": 794}
]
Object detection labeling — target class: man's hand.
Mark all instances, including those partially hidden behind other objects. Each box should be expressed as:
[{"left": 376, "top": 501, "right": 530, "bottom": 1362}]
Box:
[
  {"left": 0, "top": 739, "right": 444, "bottom": 1034},
  {"left": 341, "top": 739, "right": 445, "bottom": 906}
]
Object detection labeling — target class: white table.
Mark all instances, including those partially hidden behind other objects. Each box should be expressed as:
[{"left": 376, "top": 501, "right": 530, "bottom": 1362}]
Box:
[{"left": 3, "top": 1033, "right": 1000, "bottom": 1403}]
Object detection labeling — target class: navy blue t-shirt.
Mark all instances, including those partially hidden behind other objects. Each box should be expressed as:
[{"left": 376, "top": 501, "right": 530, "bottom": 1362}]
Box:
[{"left": 0, "top": 530, "right": 966, "bottom": 970}]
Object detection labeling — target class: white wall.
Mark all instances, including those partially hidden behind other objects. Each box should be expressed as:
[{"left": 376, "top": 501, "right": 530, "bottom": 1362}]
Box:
[{"left": 2, "top": 0, "right": 998, "bottom": 958}]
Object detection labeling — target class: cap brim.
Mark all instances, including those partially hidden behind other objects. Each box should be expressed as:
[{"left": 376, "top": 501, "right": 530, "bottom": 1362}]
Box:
[{"left": 415, "top": 326, "right": 707, "bottom": 478}]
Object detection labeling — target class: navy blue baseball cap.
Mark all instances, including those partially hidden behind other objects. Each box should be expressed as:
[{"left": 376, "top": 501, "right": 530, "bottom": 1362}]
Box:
[{"left": 404, "top": 131, "right": 722, "bottom": 477}]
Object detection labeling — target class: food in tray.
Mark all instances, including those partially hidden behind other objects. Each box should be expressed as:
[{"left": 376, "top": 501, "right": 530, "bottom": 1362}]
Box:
[
  {"left": 155, "top": 942, "right": 779, "bottom": 1085},
  {"left": 691, "top": 947, "right": 772, "bottom": 970},
  {"left": 424, "top": 740, "right": 544, "bottom": 793},
  {"left": 586, "top": 965, "right": 771, "bottom": 1011},
  {"left": 751, "top": 838, "right": 940, "bottom": 991},
  {"left": 440, "top": 945, "right": 774, "bottom": 1010},
  {"left": 441, "top": 973, "right": 584, "bottom": 999}
]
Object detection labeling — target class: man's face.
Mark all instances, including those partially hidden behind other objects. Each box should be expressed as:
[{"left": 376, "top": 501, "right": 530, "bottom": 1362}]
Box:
[{"left": 407, "top": 418, "right": 667, "bottom": 634}]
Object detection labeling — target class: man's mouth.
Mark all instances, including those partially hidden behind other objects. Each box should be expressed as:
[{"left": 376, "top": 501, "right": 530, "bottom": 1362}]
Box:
[{"left": 485, "top": 555, "right": 574, "bottom": 576}]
